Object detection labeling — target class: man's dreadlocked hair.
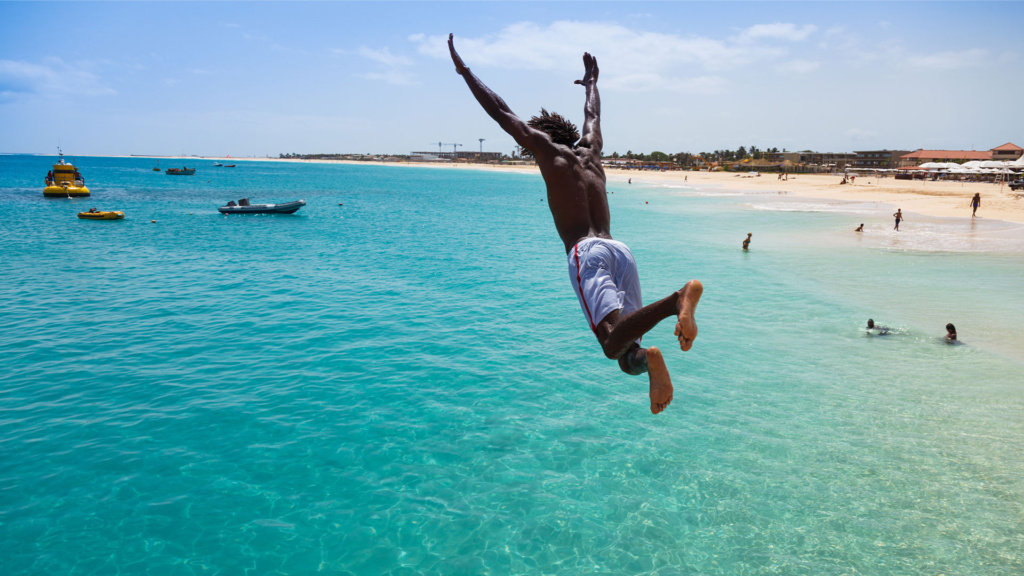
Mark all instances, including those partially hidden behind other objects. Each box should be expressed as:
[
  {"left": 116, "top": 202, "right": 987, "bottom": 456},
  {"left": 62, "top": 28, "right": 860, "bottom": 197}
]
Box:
[{"left": 528, "top": 108, "right": 580, "bottom": 148}]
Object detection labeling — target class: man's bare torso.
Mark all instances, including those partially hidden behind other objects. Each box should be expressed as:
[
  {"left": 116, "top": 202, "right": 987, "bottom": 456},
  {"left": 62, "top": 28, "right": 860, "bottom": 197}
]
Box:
[{"left": 539, "top": 145, "right": 611, "bottom": 254}]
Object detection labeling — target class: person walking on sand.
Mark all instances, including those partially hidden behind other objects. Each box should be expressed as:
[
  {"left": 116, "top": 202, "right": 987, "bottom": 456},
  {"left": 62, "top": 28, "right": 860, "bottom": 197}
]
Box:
[
  {"left": 894, "top": 209, "right": 904, "bottom": 231},
  {"left": 448, "top": 34, "right": 702, "bottom": 415},
  {"left": 742, "top": 233, "right": 752, "bottom": 250},
  {"left": 970, "top": 193, "right": 980, "bottom": 217}
]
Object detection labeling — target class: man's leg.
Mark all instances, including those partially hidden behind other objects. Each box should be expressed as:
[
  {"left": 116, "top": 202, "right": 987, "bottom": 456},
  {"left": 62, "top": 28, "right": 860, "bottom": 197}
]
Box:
[
  {"left": 615, "top": 343, "right": 673, "bottom": 414},
  {"left": 596, "top": 280, "right": 703, "bottom": 360},
  {"left": 596, "top": 280, "right": 702, "bottom": 414}
]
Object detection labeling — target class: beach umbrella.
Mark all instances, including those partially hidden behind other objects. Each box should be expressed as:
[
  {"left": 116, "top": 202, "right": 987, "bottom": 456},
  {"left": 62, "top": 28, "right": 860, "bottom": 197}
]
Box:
[{"left": 980, "top": 160, "right": 1008, "bottom": 169}]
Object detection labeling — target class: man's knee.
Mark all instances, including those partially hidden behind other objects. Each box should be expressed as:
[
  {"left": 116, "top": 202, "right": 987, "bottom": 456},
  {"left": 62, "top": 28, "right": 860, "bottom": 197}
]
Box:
[
  {"left": 616, "top": 344, "right": 647, "bottom": 375},
  {"left": 600, "top": 340, "right": 622, "bottom": 360},
  {"left": 610, "top": 342, "right": 643, "bottom": 375},
  {"left": 595, "top": 315, "right": 628, "bottom": 360}
]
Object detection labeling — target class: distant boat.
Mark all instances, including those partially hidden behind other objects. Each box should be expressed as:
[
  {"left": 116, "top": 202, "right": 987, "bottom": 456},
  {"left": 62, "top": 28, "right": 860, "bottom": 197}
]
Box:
[
  {"left": 224, "top": 164, "right": 236, "bottom": 168},
  {"left": 78, "top": 209, "right": 124, "bottom": 220},
  {"left": 43, "top": 149, "right": 90, "bottom": 197},
  {"left": 218, "top": 198, "right": 305, "bottom": 214},
  {"left": 153, "top": 160, "right": 161, "bottom": 171},
  {"left": 166, "top": 167, "right": 195, "bottom": 175},
  {"left": 213, "top": 162, "right": 223, "bottom": 166}
]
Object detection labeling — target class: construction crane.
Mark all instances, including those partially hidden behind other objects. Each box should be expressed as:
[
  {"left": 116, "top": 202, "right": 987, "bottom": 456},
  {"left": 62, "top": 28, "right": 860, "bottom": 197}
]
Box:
[
  {"left": 478, "top": 138, "right": 485, "bottom": 153},
  {"left": 435, "top": 142, "right": 463, "bottom": 153}
]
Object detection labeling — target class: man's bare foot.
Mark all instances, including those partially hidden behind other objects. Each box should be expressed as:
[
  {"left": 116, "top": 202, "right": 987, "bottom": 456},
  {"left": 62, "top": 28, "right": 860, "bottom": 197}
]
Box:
[
  {"left": 674, "top": 280, "right": 703, "bottom": 351},
  {"left": 646, "top": 346, "right": 673, "bottom": 414}
]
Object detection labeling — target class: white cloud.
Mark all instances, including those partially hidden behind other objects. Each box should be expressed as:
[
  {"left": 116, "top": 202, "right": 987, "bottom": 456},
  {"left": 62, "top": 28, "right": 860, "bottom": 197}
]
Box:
[
  {"left": 0, "top": 58, "right": 115, "bottom": 100},
  {"left": 338, "top": 46, "right": 418, "bottom": 85},
  {"left": 905, "top": 48, "right": 987, "bottom": 70},
  {"left": 606, "top": 73, "right": 728, "bottom": 95},
  {"left": 775, "top": 59, "right": 819, "bottom": 74},
  {"left": 419, "top": 20, "right": 826, "bottom": 94},
  {"left": 421, "top": 21, "right": 746, "bottom": 71},
  {"left": 734, "top": 23, "right": 817, "bottom": 43},
  {"left": 357, "top": 47, "right": 413, "bottom": 68},
  {"left": 361, "top": 71, "right": 417, "bottom": 86}
]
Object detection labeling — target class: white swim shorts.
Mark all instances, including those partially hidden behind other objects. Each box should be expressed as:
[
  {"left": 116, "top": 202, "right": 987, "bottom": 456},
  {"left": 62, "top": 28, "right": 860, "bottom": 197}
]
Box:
[{"left": 567, "top": 237, "right": 643, "bottom": 335}]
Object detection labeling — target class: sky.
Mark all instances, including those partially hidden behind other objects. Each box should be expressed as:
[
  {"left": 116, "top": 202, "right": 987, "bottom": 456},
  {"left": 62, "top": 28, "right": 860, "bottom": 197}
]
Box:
[{"left": 2, "top": 1, "right": 1022, "bottom": 158}]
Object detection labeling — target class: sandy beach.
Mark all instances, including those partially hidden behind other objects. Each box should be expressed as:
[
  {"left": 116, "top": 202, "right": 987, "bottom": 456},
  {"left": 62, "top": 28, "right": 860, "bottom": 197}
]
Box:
[{"left": 616, "top": 169, "right": 1024, "bottom": 225}]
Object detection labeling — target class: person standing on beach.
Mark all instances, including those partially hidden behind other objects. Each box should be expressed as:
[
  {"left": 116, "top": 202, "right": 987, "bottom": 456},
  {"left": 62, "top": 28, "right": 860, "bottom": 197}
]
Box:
[
  {"left": 894, "top": 209, "right": 904, "bottom": 231},
  {"left": 970, "top": 193, "right": 980, "bottom": 217},
  {"left": 742, "top": 233, "right": 752, "bottom": 250},
  {"left": 448, "top": 34, "right": 702, "bottom": 414}
]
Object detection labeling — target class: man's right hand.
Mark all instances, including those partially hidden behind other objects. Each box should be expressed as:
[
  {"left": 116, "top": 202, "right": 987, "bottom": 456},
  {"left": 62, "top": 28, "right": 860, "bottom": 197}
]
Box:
[
  {"left": 448, "top": 33, "right": 469, "bottom": 75},
  {"left": 574, "top": 52, "right": 599, "bottom": 86}
]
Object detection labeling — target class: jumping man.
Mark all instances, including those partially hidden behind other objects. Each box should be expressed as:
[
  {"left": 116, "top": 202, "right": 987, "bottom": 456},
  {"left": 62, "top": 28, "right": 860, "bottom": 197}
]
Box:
[{"left": 448, "top": 34, "right": 702, "bottom": 414}]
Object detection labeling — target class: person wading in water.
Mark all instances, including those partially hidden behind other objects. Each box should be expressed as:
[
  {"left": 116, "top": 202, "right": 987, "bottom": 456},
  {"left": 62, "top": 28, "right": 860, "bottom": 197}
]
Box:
[{"left": 448, "top": 34, "right": 702, "bottom": 414}]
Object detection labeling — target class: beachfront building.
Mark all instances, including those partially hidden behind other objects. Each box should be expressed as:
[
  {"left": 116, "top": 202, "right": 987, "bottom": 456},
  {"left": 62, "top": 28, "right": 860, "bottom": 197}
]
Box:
[
  {"left": 991, "top": 142, "right": 1023, "bottom": 162},
  {"left": 409, "top": 150, "right": 504, "bottom": 162},
  {"left": 897, "top": 143, "right": 1022, "bottom": 167},
  {"left": 603, "top": 159, "right": 681, "bottom": 170},
  {"left": 765, "top": 152, "right": 801, "bottom": 165},
  {"left": 408, "top": 153, "right": 442, "bottom": 162},
  {"left": 898, "top": 149, "right": 991, "bottom": 167},
  {"left": 853, "top": 150, "right": 911, "bottom": 169},
  {"left": 765, "top": 151, "right": 856, "bottom": 169}
]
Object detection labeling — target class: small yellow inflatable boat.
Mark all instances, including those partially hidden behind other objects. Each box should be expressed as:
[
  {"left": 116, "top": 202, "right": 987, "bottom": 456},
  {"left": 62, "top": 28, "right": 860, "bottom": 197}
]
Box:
[
  {"left": 78, "top": 210, "right": 124, "bottom": 220},
  {"left": 43, "top": 150, "right": 90, "bottom": 198}
]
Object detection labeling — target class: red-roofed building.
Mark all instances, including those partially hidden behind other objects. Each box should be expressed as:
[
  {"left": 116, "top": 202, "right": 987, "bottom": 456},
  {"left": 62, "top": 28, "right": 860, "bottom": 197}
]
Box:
[
  {"left": 898, "top": 149, "right": 991, "bottom": 166},
  {"left": 990, "top": 142, "right": 1023, "bottom": 162}
]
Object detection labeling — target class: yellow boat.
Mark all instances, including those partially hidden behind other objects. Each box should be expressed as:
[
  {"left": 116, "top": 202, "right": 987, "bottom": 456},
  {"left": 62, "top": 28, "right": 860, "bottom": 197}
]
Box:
[
  {"left": 43, "top": 150, "right": 90, "bottom": 197},
  {"left": 77, "top": 210, "right": 124, "bottom": 220}
]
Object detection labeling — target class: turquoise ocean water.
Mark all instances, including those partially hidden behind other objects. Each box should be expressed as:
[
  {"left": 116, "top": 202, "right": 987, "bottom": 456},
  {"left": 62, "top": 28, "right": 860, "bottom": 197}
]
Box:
[{"left": 2, "top": 155, "right": 1022, "bottom": 575}]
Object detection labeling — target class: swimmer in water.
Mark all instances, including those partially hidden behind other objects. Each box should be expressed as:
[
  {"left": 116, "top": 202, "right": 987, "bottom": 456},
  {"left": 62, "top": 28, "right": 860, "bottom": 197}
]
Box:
[
  {"left": 866, "top": 319, "right": 891, "bottom": 335},
  {"left": 449, "top": 34, "right": 702, "bottom": 414},
  {"left": 742, "top": 233, "right": 752, "bottom": 250},
  {"left": 945, "top": 323, "right": 957, "bottom": 342},
  {"left": 855, "top": 223, "right": 864, "bottom": 232}
]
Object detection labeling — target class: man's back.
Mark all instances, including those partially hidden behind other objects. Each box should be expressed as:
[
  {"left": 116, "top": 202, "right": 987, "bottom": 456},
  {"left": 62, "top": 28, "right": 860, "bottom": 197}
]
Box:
[{"left": 537, "top": 143, "right": 611, "bottom": 254}]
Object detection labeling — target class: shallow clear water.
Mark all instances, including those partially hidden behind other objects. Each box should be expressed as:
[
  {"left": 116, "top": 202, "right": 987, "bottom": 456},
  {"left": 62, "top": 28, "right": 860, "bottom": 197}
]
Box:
[{"left": 2, "top": 156, "right": 1022, "bottom": 575}]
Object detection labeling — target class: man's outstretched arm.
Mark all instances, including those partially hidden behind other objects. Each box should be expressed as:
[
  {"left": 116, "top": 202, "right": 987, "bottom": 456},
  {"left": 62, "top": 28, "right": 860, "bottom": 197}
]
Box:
[
  {"left": 574, "top": 53, "right": 602, "bottom": 152},
  {"left": 448, "top": 34, "right": 550, "bottom": 156}
]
